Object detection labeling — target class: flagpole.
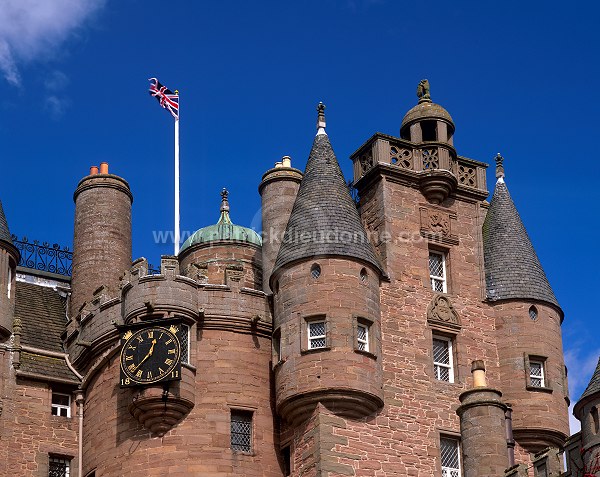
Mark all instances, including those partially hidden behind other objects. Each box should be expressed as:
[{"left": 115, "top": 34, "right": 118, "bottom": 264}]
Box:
[{"left": 174, "top": 117, "right": 180, "bottom": 255}]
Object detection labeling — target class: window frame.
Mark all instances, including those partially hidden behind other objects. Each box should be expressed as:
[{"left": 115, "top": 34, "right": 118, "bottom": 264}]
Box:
[
  {"left": 525, "top": 354, "right": 551, "bottom": 392},
  {"left": 180, "top": 324, "right": 190, "bottom": 365},
  {"left": 429, "top": 250, "right": 447, "bottom": 293},
  {"left": 301, "top": 315, "right": 330, "bottom": 353},
  {"left": 352, "top": 316, "right": 376, "bottom": 358},
  {"left": 51, "top": 392, "right": 71, "bottom": 418},
  {"left": 529, "top": 360, "right": 545, "bottom": 388},
  {"left": 432, "top": 335, "right": 455, "bottom": 384},
  {"left": 230, "top": 408, "right": 254, "bottom": 454},
  {"left": 49, "top": 455, "right": 71, "bottom": 477},
  {"left": 440, "top": 435, "right": 461, "bottom": 477},
  {"left": 308, "top": 320, "right": 326, "bottom": 350}
]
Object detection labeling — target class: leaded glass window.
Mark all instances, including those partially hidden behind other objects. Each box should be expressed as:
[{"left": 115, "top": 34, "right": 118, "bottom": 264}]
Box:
[
  {"left": 429, "top": 251, "right": 447, "bottom": 293},
  {"left": 440, "top": 437, "right": 460, "bottom": 477},
  {"left": 530, "top": 360, "right": 545, "bottom": 387},
  {"left": 230, "top": 410, "right": 253, "bottom": 452},
  {"left": 433, "top": 336, "right": 454, "bottom": 383},
  {"left": 357, "top": 324, "right": 369, "bottom": 352},
  {"left": 308, "top": 321, "right": 326, "bottom": 349},
  {"left": 49, "top": 456, "right": 70, "bottom": 477},
  {"left": 180, "top": 324, "right": 189, "bottom": 364}
]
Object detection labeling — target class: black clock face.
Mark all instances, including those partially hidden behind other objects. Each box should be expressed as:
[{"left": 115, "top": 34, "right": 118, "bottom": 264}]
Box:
[{"left": 120, "top": 326, "right": 182, "bottom": 387}]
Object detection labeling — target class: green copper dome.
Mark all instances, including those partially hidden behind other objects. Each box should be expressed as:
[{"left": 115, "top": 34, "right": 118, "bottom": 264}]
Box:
[{"left": 180, "top": 188, "right": 262, "bottom": 252}]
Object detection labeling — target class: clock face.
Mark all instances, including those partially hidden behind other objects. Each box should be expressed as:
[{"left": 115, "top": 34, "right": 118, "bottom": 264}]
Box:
[{"left": 120, "top": 325, "right": 182, "bottom": 387}]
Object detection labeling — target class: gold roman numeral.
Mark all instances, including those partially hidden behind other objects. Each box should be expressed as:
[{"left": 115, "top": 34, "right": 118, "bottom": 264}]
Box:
[
  {"left": 165, "top": 339, "right": 173, "bottom": 345},
  {"left": 168, "top": 349, "right": 176, "bottom": 354},
  {"left": 136, "top": 370, "right": 143, "bottom": 378},
  {"left": 147, "top": 331, "right": 154, "bottom": 339},
  {"left": 165, "top": 358, "right": 173, "bottom": 366},
  {"left": 147, "top": 371, "right": 153, "bottom": 379},
  {"left": 127, "top": 364, "right": 136, "bottom": 372},
  {"left": 136, "top": 335, "right": 144, "bottom": 343},
  {"left": 125, "top": 355, "right": 133, "bottom": 361}
]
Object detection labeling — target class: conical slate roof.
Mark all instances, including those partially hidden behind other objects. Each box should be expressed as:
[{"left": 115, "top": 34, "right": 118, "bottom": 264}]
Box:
[
  {"left": 0, "top": 199, "right": 14, "bottom": 246},
  {"left": 580, "top": 358, "right": 600, "bottom": 403},
  {"left": 482, "top": 179, "right": 559, "bottom": 307},
  {"left": 273, "top": 125, "right": 382, "bottom": 275}
]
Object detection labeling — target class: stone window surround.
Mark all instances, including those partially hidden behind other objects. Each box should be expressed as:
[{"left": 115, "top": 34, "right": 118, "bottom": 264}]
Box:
[
  {"left": 229, "top": 406, "right": 256, "bottom": 455},
  {"left": 524, "top": 354, "right": 552, "bottom": 393},
  {"left": 301, "top": 315, "right": 330, "bottom": 354},
  {"left": 51, "top": 391, "right": 71, "bottom": 418},
  {"left": 432, "top": 334, "right": 455, "bottom": 383},
  {"left": 352, "top": 315, "right": 377, "bottom": 359}
]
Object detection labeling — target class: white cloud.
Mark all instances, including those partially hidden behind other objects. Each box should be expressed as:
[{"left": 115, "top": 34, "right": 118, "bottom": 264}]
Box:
[
  {"left": 0, "top": 0, "right": 106, "bottom": 86},
  {"left": 45, "top": 95, "right": 71, "bottom": 120}
]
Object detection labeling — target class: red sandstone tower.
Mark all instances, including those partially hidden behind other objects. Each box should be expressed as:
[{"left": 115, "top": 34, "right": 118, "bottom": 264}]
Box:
[{"left": 70, "top": 162, "right": 133, "bottom": 316}]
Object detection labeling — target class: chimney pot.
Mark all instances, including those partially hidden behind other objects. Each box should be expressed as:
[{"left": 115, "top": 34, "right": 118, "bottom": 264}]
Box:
[
  {"left": 99, "top": 162, "right": 109, "bottom": 174},
  {"left": 282, "top": 156, "right": 292, "bottom": 168},
  {"left": 90, "top": 166, "right": 99, "bottom": 175}
]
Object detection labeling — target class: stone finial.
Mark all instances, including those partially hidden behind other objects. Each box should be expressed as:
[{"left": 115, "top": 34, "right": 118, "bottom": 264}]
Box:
[
  {"left": 471, "top": 360, "right": 487, "bottom": 387},
  {"left": 417, "top": 79, "right": 431, "bottom": 103},
  {"left": 220, "top": 188, "right": 230, "bottom": 213},
  {"left": 495, "top": 153, "right": 505, "bottom": 179},
  {"left": 316, "top": 102, "right": 326, "bottom": 135}
]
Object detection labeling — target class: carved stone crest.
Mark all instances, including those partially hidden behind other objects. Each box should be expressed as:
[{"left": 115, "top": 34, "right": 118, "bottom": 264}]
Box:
[
  {"left": 428, "top": 212, "right": 450, "bottom": 236},
  {"left": 427, "top": 295, "right": 459, "bottom": 325}
]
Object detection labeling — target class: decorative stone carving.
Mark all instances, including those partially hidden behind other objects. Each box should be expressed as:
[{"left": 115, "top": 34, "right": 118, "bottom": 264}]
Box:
[
  {"left": 225, "top": 265, "right": 244, "bottom": 284},
  {"left": 390, "top": 146, "right": 412, "bottom": 169},
  {"left": 428, "top": 212, "right": 450, "bottom": 236},
  {"left": 359, "top": 150, "right": 374, "bottom": 176},
  {"left": 129, "top": 386, "right": 194, "bottom": 437},
  {"left": 420, "top": 207, "right": 458, "bottom": 245},
  {"left": 421, "top": 148, "right": 439, "bottom": 170},
  {"left": 427, "top": 295, "right": 460, "bottom": 328},
  {"left": 458, "top": 164, "right": 477, "bottom": 188}
]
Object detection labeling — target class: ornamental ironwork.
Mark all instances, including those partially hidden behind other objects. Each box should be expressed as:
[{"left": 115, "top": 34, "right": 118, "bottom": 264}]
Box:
[{"left": 11, "top": 235, "right": 73, "bottom": 276}]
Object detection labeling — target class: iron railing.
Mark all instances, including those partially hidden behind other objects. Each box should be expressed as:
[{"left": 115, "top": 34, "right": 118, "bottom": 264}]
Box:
[{"left": 11, "top": 235, "right": 73, "bottom": 276}]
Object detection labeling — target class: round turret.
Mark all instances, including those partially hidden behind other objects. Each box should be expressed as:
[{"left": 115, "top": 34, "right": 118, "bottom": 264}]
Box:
[
  {"left": 179, "top": 189, "right": 262, "bottom": 289},
  {"left": 272, "top": 105, "right": 384, "bottom": 424}
]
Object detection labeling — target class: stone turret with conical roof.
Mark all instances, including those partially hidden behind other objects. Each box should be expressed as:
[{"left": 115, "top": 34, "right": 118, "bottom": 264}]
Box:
[
  {"left": 272, "top": 103, "right": 384, "bottom": 426},
  {"left": 0, "top": 199, "right": 19, "bottom": 338},
  {"left": 573, "top": 358, "right": 600, "bottom": 471},
  {"left": 484, "top": 156, "right": 569, "bottom": 453}
]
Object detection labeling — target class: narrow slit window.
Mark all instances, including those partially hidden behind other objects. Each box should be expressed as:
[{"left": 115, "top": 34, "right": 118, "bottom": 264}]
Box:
[{"left": 180, "top": 324, "right": 190, "bottom": 364}]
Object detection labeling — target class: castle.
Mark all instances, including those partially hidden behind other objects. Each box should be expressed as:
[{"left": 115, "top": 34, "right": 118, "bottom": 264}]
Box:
[{"left": 0, "top": 82, "right": 597, "bottom": 477}]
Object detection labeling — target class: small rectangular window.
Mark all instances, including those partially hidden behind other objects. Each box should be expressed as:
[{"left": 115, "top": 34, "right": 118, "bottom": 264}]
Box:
[
  {"left": 49, "top": 456, "right": 70, "bottom": 477},
  {"left": 273, "top": 328, "right": 282, "bottom": 364},
  {"left": 357, "top": 323, "right": 369, "bottom": 352},
  {"left": 180, "top": 324, "right": 190, "bottom": 364},
  {"left": 51, "top": 393, "right": 71, "bottom": 418},
  {"left": 433, "top": 336, "right": 454, "bottom": 383},
  {"left": 440, "top": 437, "right": 461, "bottom": 477},
  {"left": 230, "top": 409, "right": 253, "bottom": 452},
  {"left": 530, "top": 360, "right": 545, "bottom": 388},
  {"left": 282, "top": 445, "right": 291, "bottom": 476},
  {"left": 429, "top": 251, "right": 447, "bottom": 293},
  {"left": 308, "top": 321, "right": 326, "bottom": 350}
]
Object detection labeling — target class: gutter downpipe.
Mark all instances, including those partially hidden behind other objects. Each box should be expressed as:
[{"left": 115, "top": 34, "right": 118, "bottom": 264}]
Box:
[{"left": 75, "top": 389, "right": 85, "bottom": 477}]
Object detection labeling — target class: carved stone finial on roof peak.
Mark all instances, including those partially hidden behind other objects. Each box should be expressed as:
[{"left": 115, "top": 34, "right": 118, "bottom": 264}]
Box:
[
  {"left": 495, "top": 153, "right": 505, "bottom": 179},
  {"left": 417, "top": 79, "right": 431, "bottom": 103}
]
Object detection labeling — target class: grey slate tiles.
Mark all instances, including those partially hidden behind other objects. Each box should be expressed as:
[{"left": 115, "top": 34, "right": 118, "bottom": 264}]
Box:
[
  {"left": 273, "top": 133, "right": 382, "bottom": 274},
  {"left": 482, "top": 180, "right": 559, "bottom": 307}
]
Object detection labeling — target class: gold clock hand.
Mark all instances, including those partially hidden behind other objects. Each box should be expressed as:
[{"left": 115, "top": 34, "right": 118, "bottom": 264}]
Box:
[{"left": 132, "top": 339, "right": 157, "bottom": 371}]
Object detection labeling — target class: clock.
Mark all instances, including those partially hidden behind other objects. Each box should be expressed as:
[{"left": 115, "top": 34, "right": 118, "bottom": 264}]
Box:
[{"left": 120, "top": 324, "right": 182, "bottom": 387}]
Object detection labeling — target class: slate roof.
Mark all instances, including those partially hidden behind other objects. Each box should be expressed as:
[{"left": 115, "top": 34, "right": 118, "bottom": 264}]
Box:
[
  {"left": 19, "top": 351, "right": 79, "bottom": 383},
  {"left": 15, "top": 281, "right": 67, "bottom": 353},
  {"left": 579, "top": 358, "right": 600, "bottom": 403},
  {"left": 482, "top": 179, "right": 559, "bottom": 308},
  {"left": 0, "top": 199, "right": 14, "bottom": 245},
  {"left": 14, "top": 281, "right": 78, "bottom": 383},
  {"left": 273, "top": 133, "right": 382, "bottom": 274}
]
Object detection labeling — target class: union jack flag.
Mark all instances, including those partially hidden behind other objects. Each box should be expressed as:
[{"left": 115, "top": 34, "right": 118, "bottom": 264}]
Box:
[{"left": 148, "top": 78, "right": 179, "bottom": 119}]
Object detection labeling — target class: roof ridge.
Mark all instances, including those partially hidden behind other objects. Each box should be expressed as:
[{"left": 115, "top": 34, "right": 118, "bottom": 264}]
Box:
[
  {"left": 272, "top": 129, "right": 382, "bottom": 275},
  {"left": 482, "top": 179, "right": 558, "bottom": 307}
]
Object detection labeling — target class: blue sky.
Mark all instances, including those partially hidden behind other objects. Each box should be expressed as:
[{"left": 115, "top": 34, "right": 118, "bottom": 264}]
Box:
[{"left": 0, "top": 0, "right": 598, "bottom": 432}]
